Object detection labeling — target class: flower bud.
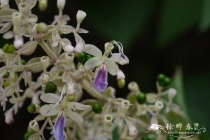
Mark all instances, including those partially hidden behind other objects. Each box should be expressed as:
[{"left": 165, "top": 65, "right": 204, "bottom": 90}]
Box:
[
  {"left": 27, "top": 103, "right": 39, "bottom": 114},
  {"left": 2, "top": 44, "right": 15, "bottom": 53},
  {"left": 118, "top": 79, "right": 125, "bottom": 88},
  {"left": 36, "top": 22, "right": 48, "bottom": 33},
  {"left": 39, "top": 0, "right": 48, "bottom": 11},
  {"left": 117, "top": 69, "right": 125, "bottom": 80},
  {"left": 137, "top": 92, "right": 146, "bottom": 104},
  {"left": 45, "top": 82, "right": 57, "bottom": 93},
  {"left": 74, "top": 40, "right": 83, "bottom": 53},
  {"left": 57, "top": 0, "right": 66, "bottom": 11},
  {"left": 14, "top": 38, "right": 23, "bottom": 49},
  {"left": 29, "top": 120, "right": 39, "bottom": 132},
  {"left": 63, "top": 44, "right": 74, "bottom": 54},
  {"left": 67, "top": 83, "right": 75, "bottom": 95},
  {"left": 40, "top": 74, "right": 50, "bottom": 85},
  {"left": 5, "top": 111, "right": 14, "bottom": 124},
  {"left": 67, "top": 94, "right": 75, "bottom": 102},
  {"left": 92, "top": 102, "right": 103, "bottom": 114},
  {"left": 76, "top": 10, "right": 86, "bottom": 24}
]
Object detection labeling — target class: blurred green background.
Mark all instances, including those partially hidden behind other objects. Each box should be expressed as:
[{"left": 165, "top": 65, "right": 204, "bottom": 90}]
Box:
[{"left": 0, "top": 0, "right": 210, "bottom": 139}]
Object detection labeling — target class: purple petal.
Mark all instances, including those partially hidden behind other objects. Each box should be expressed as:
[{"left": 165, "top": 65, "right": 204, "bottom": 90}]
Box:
[
  {"left": 53, "top": 113, "right": 65, "bottom": 140},
  {"left": 94, "top": 65, "right": 108, "bottom": 92}
]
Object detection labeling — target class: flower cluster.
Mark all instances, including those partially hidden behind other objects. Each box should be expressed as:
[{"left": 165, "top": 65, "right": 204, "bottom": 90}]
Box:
[{"left": 0, "top": 0, "right": 193, "bottom": 140}]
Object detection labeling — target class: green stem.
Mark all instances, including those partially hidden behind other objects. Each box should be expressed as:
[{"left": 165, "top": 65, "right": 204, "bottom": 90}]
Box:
[{"left": 39, "top": 40, "right": 57, "bottom": 62}]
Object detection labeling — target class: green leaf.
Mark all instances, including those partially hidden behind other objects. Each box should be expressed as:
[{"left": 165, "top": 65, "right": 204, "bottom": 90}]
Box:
[
  {"left": 171, "top": 66, "right": 189, "bottom": 117},
  {"left": 157, "top": 0, "right": 203, "bottom": 46},
  {"left": 185, "top": 72, "right": 210, "bottom": 138},
  {"left": 78, "top": 0, "right": 156, "bottom": 49},
  {"left": 199, "top": 0, "right": 210, "bottom": 31}
]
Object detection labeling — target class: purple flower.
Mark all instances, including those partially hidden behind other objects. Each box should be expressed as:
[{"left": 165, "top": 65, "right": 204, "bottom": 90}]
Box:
[
  {"left": 53, "top": 113, "right": 65, "bottom": 140},
  {"left": 94, "top": 65, "right": 108, "bottom": 92}
]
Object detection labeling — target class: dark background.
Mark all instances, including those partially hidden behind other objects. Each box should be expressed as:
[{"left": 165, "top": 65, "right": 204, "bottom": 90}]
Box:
[{"left": 0, "top": 0, "right": 210, "bottom": 139}]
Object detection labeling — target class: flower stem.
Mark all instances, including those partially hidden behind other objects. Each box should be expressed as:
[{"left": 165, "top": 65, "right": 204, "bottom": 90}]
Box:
[{"left": 39, "top": 40, "right": 57, "bottom": 62}]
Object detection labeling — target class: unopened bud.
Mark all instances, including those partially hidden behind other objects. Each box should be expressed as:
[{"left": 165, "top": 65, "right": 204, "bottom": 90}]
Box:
[
  {"left": 76, "top": 10, "right": 86, "bottom": 24},
  {"left": 117, "top": 69, "right": 125, "bottom": 80},
  {"left": 57, "top": 0, "right": 66, "bottom": 11},
  {"left": 40, "top": 74, "right": 50, "bottom": 85},
  {"left": 63, "top": 44, "right": 74, "bottom": 54},
  {"left": 14, "top": 38, "right": 23, "bottom": 49},
  {"left": 74, "top": 40, "right": 83, "bottom": 53},
  {"left": 36, "top": 22, "right": 48, "bottom": 33},
  {"left": 118, "top": 79, "right": 125, "bottom": 88},
  {"left": 5, "top": 112, "right": 14, "bottom": 124},
  {"left": 39, "top": 0, "right": 48, "bottom": 11}
]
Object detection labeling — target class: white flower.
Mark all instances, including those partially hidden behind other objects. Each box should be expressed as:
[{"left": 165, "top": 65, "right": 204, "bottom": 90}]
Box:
[
  {"left": 83, "top": 43, "right": 129, "bottom": 92},
  {"left": 40, "top": 92, "right": 90, "bottom": 123}
]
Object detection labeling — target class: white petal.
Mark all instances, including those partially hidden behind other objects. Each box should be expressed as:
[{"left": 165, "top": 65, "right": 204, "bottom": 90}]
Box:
[
  {"left": 84, "top": 57, "right": 102, "bottom": 70},
  {"left": 40, "top": 104, "right": 59, "bottom": 116},
  {"left": 83, "top": 44, "right": 102, "bottom": 57},
  {"left": 146, "top": 93, "right": 158, "bottom": 103},
  {"left": 109, "top": 53, "right": 129, "bottom": 65},
  {"left": 104, "top": 60, "right": 118, "bottom": 76},
  {"left": 40, "top": 94, "right": 60, "bottom": 103},
  {"left": 68, "top": 102, "right": 90, "bottom": 110},
  {"left": 66, "top": 109, "right": 84, "bottom": 123}
]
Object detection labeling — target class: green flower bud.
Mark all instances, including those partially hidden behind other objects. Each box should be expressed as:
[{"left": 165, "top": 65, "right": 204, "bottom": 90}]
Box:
[
  {"left": 39, "top": 0, "right": 48, "bottom": 12},
  {"left": 36, "top": 22, "right": 48, "bottom": 33},
  {"left": 92, "top": 102, "right": 103, "bottom": 114},
  {"left": 67, "top": 94, "right": 75, "bottom": 102},
  {"left": 164, "top": 77, "right": 171, "bottom": 86},
  {"left": 2, "top": 44, "right": 15, "bottom": 53},
  {"left": 118, "top": 79, "right": 125, "bottom": 88},
  {"left": 77, "top": 52, "right": 93, "bottom": 64},
  {"left": 27, "top": 104, "right": 36, "bottom": 114},
  {"left": 157, "top": 73, "right": 171, "bottom": 87},
  {"left": 45, "top": 82, "right": 57, "bottom": 93},
  {"left": 21, "top": 59, "right": 27, "bottom": 65},
  {"left": 3, "top": 72, "right": 10, "bottom": 78},
  {"left": 24, "top": 132, "right": 33, "bottom": 140},
  {"left": 137, "top": 92, "right": 146, "bottom": 104}
]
